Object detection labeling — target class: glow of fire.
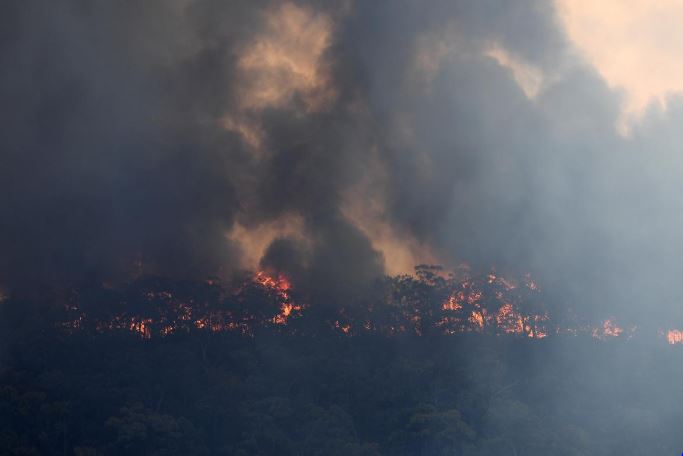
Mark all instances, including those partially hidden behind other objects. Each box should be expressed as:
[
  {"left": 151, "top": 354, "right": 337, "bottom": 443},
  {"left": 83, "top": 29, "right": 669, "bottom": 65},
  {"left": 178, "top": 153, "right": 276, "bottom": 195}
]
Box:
[
  {"left": 592, "top": 319, "right": 625, "bottom": 340},
  {"left": 334, "top": 320, "right": 351, "bottom": 334},
  {"left": 667, "top": 329, "right": 683, "bottom": 345},
  {"left": 54, "top": 267, "right": 683, "bottom": 345},
  {"left": 254, "top": 271, "right": 303, "bottom": 325}
]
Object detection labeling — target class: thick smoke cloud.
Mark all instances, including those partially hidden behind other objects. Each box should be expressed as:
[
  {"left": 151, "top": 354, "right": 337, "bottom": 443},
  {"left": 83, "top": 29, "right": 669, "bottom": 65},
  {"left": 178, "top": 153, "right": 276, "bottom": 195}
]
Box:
[
  {"left": 0, "top": 0, "right": 384, "bottom": 302},
  {"left": 0, "top": 1, "right": 254, "bottom": 290},
  {"left": 2, "top": 0, "right": 683, "bottom": 325}
]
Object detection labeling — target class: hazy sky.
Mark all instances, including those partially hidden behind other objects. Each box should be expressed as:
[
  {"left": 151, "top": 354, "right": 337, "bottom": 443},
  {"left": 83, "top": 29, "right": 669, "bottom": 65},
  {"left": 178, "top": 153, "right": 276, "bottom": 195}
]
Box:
[{"left": 559, "top": 0, "right": 683, "bottom": 127}]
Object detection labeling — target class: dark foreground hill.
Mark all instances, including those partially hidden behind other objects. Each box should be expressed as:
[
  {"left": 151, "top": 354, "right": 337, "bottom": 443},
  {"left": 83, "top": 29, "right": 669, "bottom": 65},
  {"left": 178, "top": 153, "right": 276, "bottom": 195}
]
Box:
[{"left": 1, "top": 315, "right": 682, "bottom": 456}]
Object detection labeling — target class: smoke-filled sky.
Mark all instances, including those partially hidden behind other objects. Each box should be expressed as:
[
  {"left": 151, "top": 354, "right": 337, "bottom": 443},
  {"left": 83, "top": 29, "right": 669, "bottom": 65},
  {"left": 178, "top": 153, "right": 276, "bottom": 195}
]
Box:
[{"left": 3, "top": 0, "right": 683, "bottom": 323}]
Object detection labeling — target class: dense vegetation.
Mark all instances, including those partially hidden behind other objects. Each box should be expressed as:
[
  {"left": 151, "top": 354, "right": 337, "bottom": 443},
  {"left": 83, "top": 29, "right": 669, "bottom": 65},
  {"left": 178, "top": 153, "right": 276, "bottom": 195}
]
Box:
[{"left": 2, "top": 285, "right": 682, "bottom": 455}]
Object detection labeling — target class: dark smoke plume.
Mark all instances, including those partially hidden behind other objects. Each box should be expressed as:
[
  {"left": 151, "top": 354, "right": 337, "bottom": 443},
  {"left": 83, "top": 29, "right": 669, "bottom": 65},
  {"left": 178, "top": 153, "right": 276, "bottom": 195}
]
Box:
[{"left": 2, "top": 0, "right": 683, "bottom": 328}]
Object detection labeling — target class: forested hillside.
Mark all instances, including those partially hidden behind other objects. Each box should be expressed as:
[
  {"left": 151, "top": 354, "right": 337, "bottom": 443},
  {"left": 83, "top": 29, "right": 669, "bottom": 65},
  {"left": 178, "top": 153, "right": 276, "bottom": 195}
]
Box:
[{"left": 2, "top": 291, "right": 681, "bottom": 455}]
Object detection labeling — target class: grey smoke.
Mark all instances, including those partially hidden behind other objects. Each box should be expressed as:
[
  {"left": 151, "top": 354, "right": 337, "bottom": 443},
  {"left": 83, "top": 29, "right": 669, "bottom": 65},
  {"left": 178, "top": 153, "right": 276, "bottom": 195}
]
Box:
[{"left": 1, "top": 0, "right": 683, "bottom": 329}]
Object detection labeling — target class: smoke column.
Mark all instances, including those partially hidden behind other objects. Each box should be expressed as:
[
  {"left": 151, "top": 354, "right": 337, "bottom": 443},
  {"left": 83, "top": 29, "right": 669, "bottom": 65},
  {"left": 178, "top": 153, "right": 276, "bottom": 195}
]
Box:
[{"left": 2, "top": 1, "right": 683, "bottom": 329}]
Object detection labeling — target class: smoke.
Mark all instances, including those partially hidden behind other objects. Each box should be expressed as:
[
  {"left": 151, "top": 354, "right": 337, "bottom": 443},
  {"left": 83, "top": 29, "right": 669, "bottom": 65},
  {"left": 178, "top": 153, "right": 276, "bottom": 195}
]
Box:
[{"left": 2, "top": 0, "right": 683, "bottom": 325}]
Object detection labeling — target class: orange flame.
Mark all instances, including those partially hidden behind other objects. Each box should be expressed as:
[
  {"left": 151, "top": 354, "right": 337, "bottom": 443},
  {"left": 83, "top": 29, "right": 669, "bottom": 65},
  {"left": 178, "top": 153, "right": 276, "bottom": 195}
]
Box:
[
  {"left": 592, "top": 319, "right": 624, "bottom": 339},
  {"left": 469, "top": 310, "right": 485, "bottom": 329},
  {"left": 255, "top": 271, "right": 302, "bottom": 325},
  {"left": 667, "top": 329, "right": 683, "bottom": 344},
  {"left": 52, "top": 266, "right": 683, "bottom": 345},
  {"left": 255, "top": 271, "right": 292, "bottom": 298},
  {"left": 442, "top": 295, "right": 463, "bottom": 311},
  {"left": 334, "top": 320, "right": 351, "bottom": 334},
  {"left": 129, "top": 318, "right": 152, "bottom": 339}
]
